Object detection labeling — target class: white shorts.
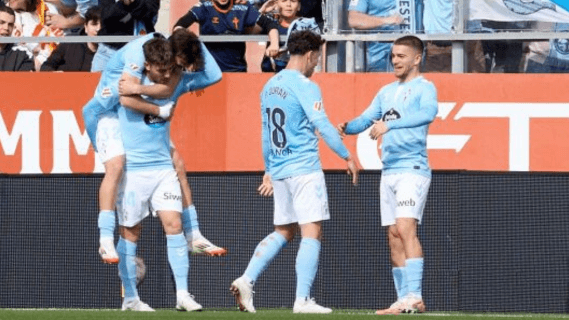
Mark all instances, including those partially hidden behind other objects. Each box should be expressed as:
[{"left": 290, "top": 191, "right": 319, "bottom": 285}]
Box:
[
  {"left": 273, "top": 171, "right": 330, "bottom": 226},
  {"left": 96, "top": 114, "right": 125, "bottom": 163},
  {"left": 380, "top": 172, "right": 431, "bottom": 226},
  {"left": 116, "top": 169, "right": 182, "bottom": 227}
]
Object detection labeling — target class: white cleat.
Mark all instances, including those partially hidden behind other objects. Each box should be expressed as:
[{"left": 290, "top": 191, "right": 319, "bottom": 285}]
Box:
[
  {"left": 99, "top": 238, "right": 119, "bottom": 264},
  {"left": 293, "top": 298, "right": 332, "bottom": 314},
  {"left": 401, "top": 294, "right": 426, "bottom": 314},
  {"left": 230, "top": 277, "right": 256, "bottom": 313},
  {"left": 190, "top": 236, "right": 227, "bottom": 257},
  {"left": 176, "top": 291, "right": 203, "bottom": 312},
  {"left": 121, "top": 299, "right": 154, "bottom": 311}
]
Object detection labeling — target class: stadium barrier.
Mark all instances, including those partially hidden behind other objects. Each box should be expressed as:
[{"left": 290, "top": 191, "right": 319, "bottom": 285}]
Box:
[
  {"left": 3, "top": 73, "right": 569, "bottom": 174},
  {"left": 1, "top": 171, "right": 568, "bottom": 312}
]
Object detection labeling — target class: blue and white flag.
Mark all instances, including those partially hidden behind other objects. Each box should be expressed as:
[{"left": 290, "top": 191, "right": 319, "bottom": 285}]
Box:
[{"left": 469, "top": 0, "right": 569, "bottom": 23}]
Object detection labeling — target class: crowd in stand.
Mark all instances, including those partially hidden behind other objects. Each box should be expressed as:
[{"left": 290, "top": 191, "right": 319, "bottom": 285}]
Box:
[{"left": 0, "top": 0, "right": 568, "bottom": 73}]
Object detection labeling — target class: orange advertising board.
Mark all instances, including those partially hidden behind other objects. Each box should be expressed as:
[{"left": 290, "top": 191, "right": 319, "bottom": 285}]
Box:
[{"left": 1, "top": 73, "right": 569, "bottom": 174}]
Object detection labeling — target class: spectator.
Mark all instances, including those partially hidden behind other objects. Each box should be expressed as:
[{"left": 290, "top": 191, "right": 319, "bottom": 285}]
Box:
[
  {"left": 422, "top": 0, "right": 484, "bottom": 73},
  {"left": 526, "top": 22, "right": 569, "bottom": 73},
  {"left": 0, "top": 6, "right": 34, "bottom": 71},
  {"left": 44, "top": 0, "right": 98, "bottom": 32},
  {"left": 249, "top": 0, "right": 323, "bottom": 26},
  {"left": 174, "top": 0, "right": 280, "bottom": 72},
  {"left": 257, "top": 0, "right": 320, "bottom": 72},
  {"left": 40, "top": 5, "right": 100, "bottom": 71},
  {"left": 347, "top": 0, "right": 403, "bottom": 72},
  {"left": 467, "top": 20, "right": 530, "bottom": 73},
  {"left": 9, "top": 0, "right": 63, "bottom": 70},
  {"left": 90, "top": 0, "right": 159, "bottom": 71}
]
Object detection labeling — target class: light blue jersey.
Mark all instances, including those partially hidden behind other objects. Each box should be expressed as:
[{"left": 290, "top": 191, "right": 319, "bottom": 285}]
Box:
[
  {"left": 345, "top": 76, "right": 438, "bottom": 177},
  {"left": 261, "top": 69, "right": 350, "bottom": 180},
  {"left": 423, "top": 0, "right": 453, "bottom": 33},
  {"left": 118, "top": 43, "right": 222, "bottom": 171},
  {"left": 94, "top": 33, "right": 160, "bottom": 113},
  {"left": 348, "top": 0, "right": 397, "bottom": 72}
]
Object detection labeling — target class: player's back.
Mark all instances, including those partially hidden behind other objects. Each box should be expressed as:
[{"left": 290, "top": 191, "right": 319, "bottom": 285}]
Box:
[
  {"left": 94, "top": 33, "right": 159, "bottom": 113},
  {"left": 261, "top": 69, "right": 323, "bottom": 180}
]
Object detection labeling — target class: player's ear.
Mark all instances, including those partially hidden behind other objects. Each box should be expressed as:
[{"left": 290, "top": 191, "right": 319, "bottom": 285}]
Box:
[{"left": 144, "top": 61, "right": 151, "bottom": 72}]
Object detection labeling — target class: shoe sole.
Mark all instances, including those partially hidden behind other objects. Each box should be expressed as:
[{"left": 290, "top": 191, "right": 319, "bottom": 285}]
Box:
[
  {"left": 100, "top": 255, "right": 119, "bottom": 264},
  {"left": 192, "top": 248, "right": 228, "bottom": 257},
  {"left": 229, "top": 284, "right": 253, "bottom": 312},
  {"left": 376, "top": 308, "right": 403, "bottom": 315},
  {"left": 176, "top": 305, "right": 202, "bottom": 312}
]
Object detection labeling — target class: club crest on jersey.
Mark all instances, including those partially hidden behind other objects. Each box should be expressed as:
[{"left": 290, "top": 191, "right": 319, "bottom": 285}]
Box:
[
  {"left": 313, "top": 101, "right": 323, "bottom": 111},
  {"left": 129, "top": 63, "right": 140, "bottom": 71},
  {"left": 101, "top": 87, "right": 112, "bottom": 98},
  {"left": 144, "top": 114, "right": 167, "bottom": 128},
  {"left": 382, "top": 108, "right": 401, "bottom": 122},
  {"left": 212, "top": 16, "right": 219, "bottom": 24}
]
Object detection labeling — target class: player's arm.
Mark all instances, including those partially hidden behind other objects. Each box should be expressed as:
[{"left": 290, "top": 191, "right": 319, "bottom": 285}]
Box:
[
  {"left": 118, "top": 71, "right": 178, "bottom": 99},
  {"left": 347, "top": 10, "right": 403, "bottom": 30},
  {"left": 259, "top": 93, "right": 274, "bottom": 196},
  {"left": 385, "top": 85, "right": 438, "bottom": 130},
  {"left": 341, "top": 92, "right": 383, "bottom": 135},
  {"left": 299, "top": 84, "right": 358, "bottom": 184},
  {"left": 174, "top": 4, "right": 200, "bottom": 30},
  {"left": 185, "top": 42, "right": 222, "bottom": 91}
]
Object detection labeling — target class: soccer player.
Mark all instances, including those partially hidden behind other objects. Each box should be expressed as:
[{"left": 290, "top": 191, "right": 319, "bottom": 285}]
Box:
[
  {"left": 82, "top": 30, "right": 226, "bottom": 265},
  {"left": 337, "top": 35, "right": 438, "bottom": 315},
  {"left": 115, "top": 35, "right": 222, "bottom": 311},
  {"left": 230, "top": 30, "right": 358, "bottom": 314}
]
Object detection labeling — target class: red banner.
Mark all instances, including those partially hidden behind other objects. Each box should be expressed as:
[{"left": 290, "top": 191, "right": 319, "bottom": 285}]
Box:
[{"left": 1, "top": 73, "right": 569, "bottom": 174}]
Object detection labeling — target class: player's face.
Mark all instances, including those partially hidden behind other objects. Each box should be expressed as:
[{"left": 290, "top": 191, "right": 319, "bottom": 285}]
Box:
[
  {"left": 278, "top": 0, "right": 300, "bottom": 19},
  {"left": 391, "top": 44, "right": 421, "bottom": 81},
  {"left": 304, "top": 48, "right": 321, "bottom": 78},
  {"left": 84, "top": 19, "right": 100, "bottom": 37},
  {"left": 145, "top": 62, "right": 175, "bottom": 85},
  {"left": 0, "top": 12, "right": 15, "bottom": 37}
]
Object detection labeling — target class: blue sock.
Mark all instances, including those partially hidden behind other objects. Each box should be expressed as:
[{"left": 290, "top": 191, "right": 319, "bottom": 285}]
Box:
[
  {"left": 181, "top": 206, "right": 199, "bottom": 235},
  {"left": 167, "top": 233, "right": 189, "bottom": 292},
  {"left": 392, "top": 267, "right": 408, "bottom": 300},
  {"left": 243, "top": 232, "right": 287, "bottom": 284},
  {"left": 295, "top": 238, "right": 321, "bottom": 300},
  {"left": 406, "top": 258, "right": 424, "bottom": 298},
  {"left": 98, "top": 210, "right": 115, "bottom": 239},
  {"left": 117, "top": 237, "right": 138, "bottom": 300}
]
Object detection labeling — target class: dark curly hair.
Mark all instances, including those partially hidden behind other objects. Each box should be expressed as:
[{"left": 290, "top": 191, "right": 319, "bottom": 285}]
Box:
[{"left": 287, "top": 30, "right": 325, "bottom": 56}]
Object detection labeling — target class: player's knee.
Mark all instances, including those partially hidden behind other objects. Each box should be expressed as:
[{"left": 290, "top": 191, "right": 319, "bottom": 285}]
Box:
[{"left": 105, "top": 156, "right": 125, "bottom": 178}]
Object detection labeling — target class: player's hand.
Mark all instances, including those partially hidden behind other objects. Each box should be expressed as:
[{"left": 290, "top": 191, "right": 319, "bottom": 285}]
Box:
[
  {"left": 258, "top": 173, "right": 273, "bottom": 196},
  {"left": 158, "top": 102, "right": 175, "bottom": 120},
  {"left": 385, "top": 14, "right": 404, "bottom": 26},
  {"left": 118, "top": 78, "right": 141, "bottom": 96},
  {"left": 369, "top": 120, "right": 388, "bottom": 140},
  {"left": 121, "top": 0, "right": 135, "bottom": 6},
  {"left": 346, "top": 157, "right": 359, "bottom": 185},
  {"left": 337, "top": 122, "right": 347, "bottom": 139},
  {"left": 259, "top": 0, "right": 277, "bottom": 13},
  {"left": 45, "top": 13, "right": 68, "bottom": 29},
  {"left": 266, "top": 43, "right": 279, "bottom": 58}
]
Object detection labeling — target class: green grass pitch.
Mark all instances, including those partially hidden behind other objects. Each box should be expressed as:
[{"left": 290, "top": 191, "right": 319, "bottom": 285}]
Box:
[{"left": 2, "top": 309, "right": 569, "bottom": 320}]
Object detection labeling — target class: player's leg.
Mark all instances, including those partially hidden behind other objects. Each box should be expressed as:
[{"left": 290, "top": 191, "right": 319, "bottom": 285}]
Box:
[
  {"left": 153, "top": 169, "right": 202, "bottom": 312},
  {"left": 96, "top": 114, "right": 126, "bottom": 264},
  {"left": 376, "top": 173, "right": 407, "bottom": 315},
  {"left": 393, "top": 173, "right": 431, "bottom": 313},
  {"left": 171, "top": 147, "right": 227, "bottom": 256},
  {"left": 292, "top": 171, "right": 331, "bottom": 314},
  {"left": 230, "top": 177, "right": 295, "bottom": 313},
  {"left": 116, "top": 170, "right": 154, "bottom": 311}
]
